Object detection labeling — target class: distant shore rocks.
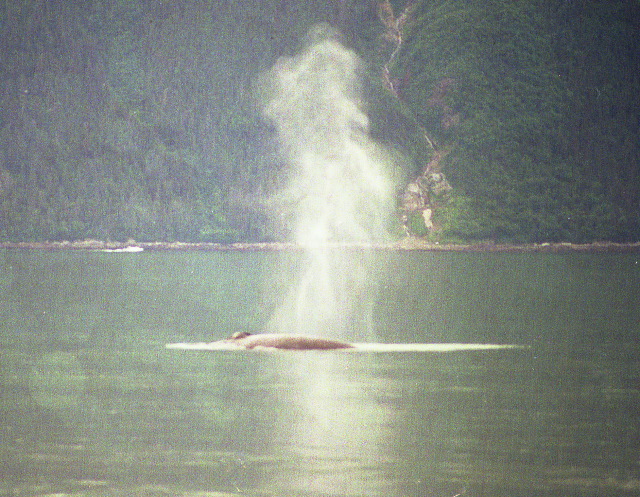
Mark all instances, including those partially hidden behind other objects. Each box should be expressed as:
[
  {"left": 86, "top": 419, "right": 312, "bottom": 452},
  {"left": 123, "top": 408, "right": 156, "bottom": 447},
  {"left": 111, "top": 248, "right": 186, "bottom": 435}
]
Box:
[{"left": 1, "top": 239, "right": 639, "bottom": 252}]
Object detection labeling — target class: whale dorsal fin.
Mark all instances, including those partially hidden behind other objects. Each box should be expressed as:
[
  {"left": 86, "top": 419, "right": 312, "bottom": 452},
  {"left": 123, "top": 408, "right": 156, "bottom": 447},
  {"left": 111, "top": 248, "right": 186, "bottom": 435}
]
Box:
[{"left": 231, "top": 331, "right": 252, "bottom": 339}]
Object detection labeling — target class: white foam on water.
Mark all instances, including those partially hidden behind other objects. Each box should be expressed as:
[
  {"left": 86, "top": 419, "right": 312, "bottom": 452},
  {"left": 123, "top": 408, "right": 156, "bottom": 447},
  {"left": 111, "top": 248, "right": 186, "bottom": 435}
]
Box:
[
  {"left": 165, "top": 342, "right": 526, "bottom": 352},
  {"left": 349, "top": 343, "right": 526, "bottom": 352}
]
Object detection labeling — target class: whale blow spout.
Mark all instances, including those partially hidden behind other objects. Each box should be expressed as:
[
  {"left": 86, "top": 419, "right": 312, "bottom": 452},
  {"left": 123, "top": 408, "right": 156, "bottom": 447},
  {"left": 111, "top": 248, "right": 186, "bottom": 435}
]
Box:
[{"left": 216, "top": 331, "right": 355, "bottom": 351}]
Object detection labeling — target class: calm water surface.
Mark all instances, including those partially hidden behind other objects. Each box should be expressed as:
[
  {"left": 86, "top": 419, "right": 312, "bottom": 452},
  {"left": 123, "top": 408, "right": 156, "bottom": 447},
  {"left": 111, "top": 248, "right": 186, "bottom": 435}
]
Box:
[{"left": 0, "top": 249, "right": 638, "bottom": 497}]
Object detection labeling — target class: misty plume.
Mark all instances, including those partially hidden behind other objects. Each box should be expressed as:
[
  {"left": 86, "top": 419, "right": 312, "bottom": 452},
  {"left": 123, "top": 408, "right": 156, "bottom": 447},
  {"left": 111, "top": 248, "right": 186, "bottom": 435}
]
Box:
[
  {"left": 261, "top": 24, "right": 392, "bottom": 244},
  {"left": 260, "top": 24, "right": 393, "bottom": 338}
]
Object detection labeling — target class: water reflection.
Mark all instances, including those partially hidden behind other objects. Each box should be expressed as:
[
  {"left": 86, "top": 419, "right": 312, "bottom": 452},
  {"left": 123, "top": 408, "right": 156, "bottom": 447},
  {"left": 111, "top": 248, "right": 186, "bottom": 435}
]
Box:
[
  {"left": 1, "top": 250, "right": 639, "bottom": 496},
  {"left": 251, "top": 353, "right": 393, "bottom": 496}
]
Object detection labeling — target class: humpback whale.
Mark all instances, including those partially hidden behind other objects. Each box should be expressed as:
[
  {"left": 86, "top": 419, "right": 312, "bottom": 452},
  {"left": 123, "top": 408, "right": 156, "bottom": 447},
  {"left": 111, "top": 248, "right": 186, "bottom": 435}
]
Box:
[{"left": 214, "top": 331, "right": 355, "bottom": 350}]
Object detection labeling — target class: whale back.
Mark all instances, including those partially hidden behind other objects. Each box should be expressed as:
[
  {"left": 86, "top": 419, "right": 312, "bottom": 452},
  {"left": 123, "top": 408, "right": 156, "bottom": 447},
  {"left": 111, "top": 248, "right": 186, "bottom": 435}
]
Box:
[{"left": 222, "top": 332, "right": 354, "bottom": 350}]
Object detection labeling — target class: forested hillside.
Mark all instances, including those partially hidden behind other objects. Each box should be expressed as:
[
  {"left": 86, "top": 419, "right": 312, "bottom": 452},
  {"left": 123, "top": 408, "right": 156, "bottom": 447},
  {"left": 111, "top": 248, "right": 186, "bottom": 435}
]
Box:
[
  {"left": 0, "top": 0, "right": 638, "bottom": 243},
  {"left": 392, "top": 0, "right": 640, "bottom": 242}
]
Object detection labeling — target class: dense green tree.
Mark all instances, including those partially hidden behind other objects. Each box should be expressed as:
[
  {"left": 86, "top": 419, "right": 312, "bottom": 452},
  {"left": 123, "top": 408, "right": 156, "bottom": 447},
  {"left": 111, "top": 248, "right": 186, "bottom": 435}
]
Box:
[
  {"left": 0, "top": 0, "right": 637, "bottom": 242},
  {"left": 390, "top": 0, "right": 639, "bottom": 242}
]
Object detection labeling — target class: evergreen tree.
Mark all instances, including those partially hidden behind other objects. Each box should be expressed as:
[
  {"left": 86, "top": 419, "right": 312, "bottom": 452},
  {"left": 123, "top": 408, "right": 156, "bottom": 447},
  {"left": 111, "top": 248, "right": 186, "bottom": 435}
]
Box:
[
  {"left": 390, "top": 0, "right": 639, "bottom": 242},
  {"left": 0, "top": 0, "right": 637, "bottom": 242}
]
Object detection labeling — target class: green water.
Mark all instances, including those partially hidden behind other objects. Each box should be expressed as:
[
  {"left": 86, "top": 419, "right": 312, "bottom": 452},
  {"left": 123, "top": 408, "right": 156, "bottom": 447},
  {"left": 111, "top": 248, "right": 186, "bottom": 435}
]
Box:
[{"left": 1, "top": 250, "right": 638, "bottom": 496}]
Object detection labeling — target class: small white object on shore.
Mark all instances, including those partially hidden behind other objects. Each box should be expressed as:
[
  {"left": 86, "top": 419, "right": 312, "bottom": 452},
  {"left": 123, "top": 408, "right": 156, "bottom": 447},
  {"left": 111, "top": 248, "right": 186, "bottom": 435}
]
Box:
[{"left": 101, "top": 246, "right": 144, "bottom": 253}]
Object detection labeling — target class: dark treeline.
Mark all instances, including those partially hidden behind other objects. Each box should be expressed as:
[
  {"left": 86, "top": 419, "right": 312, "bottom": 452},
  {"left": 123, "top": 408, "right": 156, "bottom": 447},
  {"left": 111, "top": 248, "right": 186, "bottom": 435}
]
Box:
[{"left": 0, "top": 0, "right": 638, "bottom": 243}]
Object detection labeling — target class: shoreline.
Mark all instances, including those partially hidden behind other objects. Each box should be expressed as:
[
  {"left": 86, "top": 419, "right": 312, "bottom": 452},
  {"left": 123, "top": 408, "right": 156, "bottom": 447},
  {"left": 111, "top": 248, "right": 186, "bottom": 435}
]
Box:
[{"left": 1, "top": 239, "right": 640, "bottom": 253}]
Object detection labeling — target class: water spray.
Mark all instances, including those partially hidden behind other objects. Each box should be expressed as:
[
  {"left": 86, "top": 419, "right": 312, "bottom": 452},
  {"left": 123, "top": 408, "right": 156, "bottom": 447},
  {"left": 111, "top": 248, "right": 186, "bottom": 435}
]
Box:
[{"left": 261, "top": 25, "right": 393, "bottom": 338}]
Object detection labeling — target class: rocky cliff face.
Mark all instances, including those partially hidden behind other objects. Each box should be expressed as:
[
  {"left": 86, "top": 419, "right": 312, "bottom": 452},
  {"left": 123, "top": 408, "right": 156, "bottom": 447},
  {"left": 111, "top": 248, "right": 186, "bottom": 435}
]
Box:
[
  {"left": 399, "top": 171, "right": 452, "bottom": 234},
  {"left": 376, "top": 2, "right": 457, "bottom": 237}
]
